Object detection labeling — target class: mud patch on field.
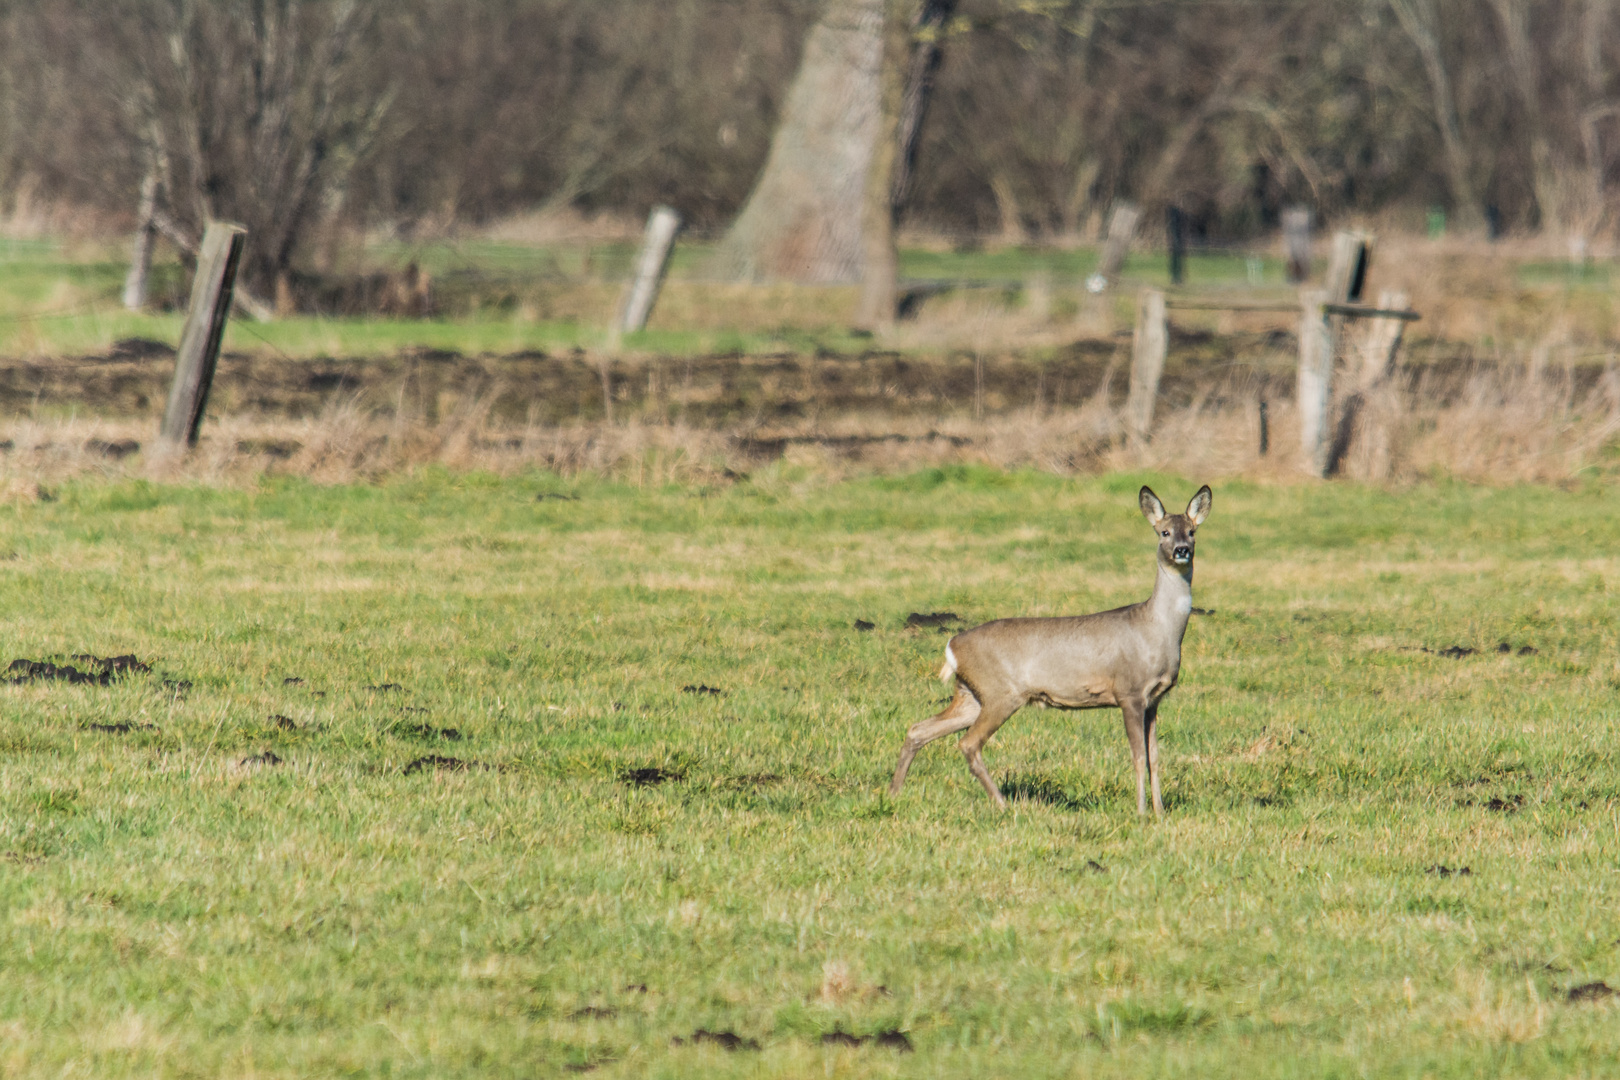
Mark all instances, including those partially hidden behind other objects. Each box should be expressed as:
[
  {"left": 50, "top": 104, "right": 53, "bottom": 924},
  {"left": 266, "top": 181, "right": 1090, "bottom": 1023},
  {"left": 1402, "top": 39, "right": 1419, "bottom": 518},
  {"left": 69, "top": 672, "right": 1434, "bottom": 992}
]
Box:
[
  {"left": 820, "top": 1030, "right": 913, "bottom": 1052},
  {"left": 681, "top": 684, "right": 725, "bottom": 696},
  {"left": 8, "top": 654, "right": 150, "bottom": 686},
  {"left": 905, "top": 611, "right": 962, "bottom": 631},
  {"left": 1567, "top": 981, "right": 1616, "bottom": 1003},
  {"left": 568, "top": 1006, "right": 617, "bottom": 1020},
  {"left": 673, "top": 1029, "right": 760, "bottom": 1051},
  {"left": 84, "top": 722, "right": 159, "bottom": 735},
  {"left": 403, "top": 755, "right": 490, "bottom": 775},
  {"left": 620, "top": 765, "right": 686, "bottom": 787},
  {"left": 398, "top": 722, "right": 462, "bottom": 741}
]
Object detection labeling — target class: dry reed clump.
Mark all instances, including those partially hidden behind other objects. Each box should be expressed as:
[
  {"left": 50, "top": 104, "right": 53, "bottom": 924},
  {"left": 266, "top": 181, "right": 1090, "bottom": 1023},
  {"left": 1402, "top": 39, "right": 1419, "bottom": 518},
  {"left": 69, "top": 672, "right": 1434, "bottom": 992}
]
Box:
[{"left": 0, "top": 356, "right": 1616, "bottom": 491}]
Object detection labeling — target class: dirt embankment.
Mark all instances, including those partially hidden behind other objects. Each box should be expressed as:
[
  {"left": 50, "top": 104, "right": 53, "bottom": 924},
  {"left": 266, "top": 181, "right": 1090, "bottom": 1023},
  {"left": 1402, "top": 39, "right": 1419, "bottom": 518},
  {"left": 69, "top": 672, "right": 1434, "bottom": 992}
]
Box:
[
  {"left": 0, "top": 332, "right": 1308, "bottom": 428},
  {"left": 0, "top": 330, "right": 1614, "bottom": 487}
]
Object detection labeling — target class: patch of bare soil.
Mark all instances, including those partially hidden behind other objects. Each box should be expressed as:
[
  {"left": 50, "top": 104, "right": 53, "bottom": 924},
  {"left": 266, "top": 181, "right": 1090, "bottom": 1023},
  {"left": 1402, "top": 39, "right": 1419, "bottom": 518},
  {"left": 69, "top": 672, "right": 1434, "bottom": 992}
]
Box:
[
  {"left": 620, "top": 765, "right": 685, "bottom": 787},
  {"left": 820, "top": 1030, "right": 914, "bottom": 1051},
  {"left": 403, "top": 755, "right": 489, "bottom": 775},
  {"left": 1567, "top": 981, "right": 1616, "bottom": 1002},
  {"left": 673, "top": 1029, "right": 760, "bottom": 1051},
  {"left": 8, "top": 654, "right": 150, "bottom": 686},
  {"left": 0, "top": 340, "right": 1245, "bottom": 426}
]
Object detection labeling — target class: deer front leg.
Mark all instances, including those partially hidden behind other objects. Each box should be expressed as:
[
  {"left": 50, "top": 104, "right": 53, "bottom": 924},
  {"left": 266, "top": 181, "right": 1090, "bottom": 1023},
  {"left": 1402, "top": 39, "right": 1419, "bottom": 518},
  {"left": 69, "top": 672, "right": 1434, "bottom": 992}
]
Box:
[
  {"left": 889, "top": 686, "right": 980, "bottom": 795},
  {"left": 1121, "top": 698, "right": 1149, "bottom": 816},
  {"left": 1144, "top": 700, "right": 1164, "bottom": 818}
]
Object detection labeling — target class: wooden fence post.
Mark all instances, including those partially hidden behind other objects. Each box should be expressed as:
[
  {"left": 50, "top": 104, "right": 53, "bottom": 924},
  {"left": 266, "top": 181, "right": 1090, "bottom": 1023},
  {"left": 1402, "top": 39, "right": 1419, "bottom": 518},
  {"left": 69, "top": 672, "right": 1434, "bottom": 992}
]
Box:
[
  {"left": 1282, "top": 207, "right": 1311, "bottom": 283},
  {"left": 618, "top": 205, "right": 681, "bottom": 335},
  {"left": 1356, "top": 288, "right": 1409, "bottom": 387},
  {"left": 1089, "top": 201, "right": 1140, "bottom": 290},
  {"left": 1324, "top": 230, "right": 1371, "bottom": 303},
  {"left": 1297, "top": 289, "right": 1334, "bottom": 477},
  {"left": 160, "top": 222, "right": 246, "bottom": 447},
  {"left": 1127, "top": 288, "right": 1168, "bottom": 442}
]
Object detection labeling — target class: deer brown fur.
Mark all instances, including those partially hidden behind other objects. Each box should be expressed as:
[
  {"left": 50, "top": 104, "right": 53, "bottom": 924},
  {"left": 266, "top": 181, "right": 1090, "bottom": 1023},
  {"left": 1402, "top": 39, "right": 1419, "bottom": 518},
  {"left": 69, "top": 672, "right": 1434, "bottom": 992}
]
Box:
[{"left": 887, "top": 485, "right": 1212, "bottom": 815}]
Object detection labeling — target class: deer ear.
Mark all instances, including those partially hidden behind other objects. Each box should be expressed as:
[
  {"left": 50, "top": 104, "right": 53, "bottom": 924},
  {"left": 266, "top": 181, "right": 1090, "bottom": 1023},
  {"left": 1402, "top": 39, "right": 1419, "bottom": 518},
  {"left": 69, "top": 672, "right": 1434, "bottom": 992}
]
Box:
[
  {"left": 1139, "top": 486, "right": 1166, "bottom": 525},
  {"left": 1186, "top": 485, "right": 1212, "bottom": 525}
]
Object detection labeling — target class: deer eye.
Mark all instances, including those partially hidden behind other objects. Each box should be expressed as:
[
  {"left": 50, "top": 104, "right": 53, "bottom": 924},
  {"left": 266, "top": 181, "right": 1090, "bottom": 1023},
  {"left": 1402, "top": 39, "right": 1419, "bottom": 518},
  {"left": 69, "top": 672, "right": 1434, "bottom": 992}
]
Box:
[{"left": 1161, "top": 531, "right": 1169, "bottom": 537}]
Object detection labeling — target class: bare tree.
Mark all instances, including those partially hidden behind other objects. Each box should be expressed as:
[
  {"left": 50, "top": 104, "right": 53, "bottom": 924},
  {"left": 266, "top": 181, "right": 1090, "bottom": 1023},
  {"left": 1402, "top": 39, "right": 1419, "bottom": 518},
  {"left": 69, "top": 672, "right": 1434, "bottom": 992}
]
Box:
[
  {"left": 68, "top": 0, "right": 394, "bottom": 308},
  {"left": 1386, "top": 0, "right": 1481, "bottom": 227}
]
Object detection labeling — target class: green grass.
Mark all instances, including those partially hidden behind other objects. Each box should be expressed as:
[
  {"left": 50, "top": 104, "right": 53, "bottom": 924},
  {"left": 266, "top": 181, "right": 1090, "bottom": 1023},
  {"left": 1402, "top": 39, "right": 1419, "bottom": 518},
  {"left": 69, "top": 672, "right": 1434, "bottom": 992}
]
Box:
[
  {"left": 3, "top": 468, "right": 1620, "bottom": 1076},
  {"left": 0, "top": 235, "right": 1301, "bottom": 360}
]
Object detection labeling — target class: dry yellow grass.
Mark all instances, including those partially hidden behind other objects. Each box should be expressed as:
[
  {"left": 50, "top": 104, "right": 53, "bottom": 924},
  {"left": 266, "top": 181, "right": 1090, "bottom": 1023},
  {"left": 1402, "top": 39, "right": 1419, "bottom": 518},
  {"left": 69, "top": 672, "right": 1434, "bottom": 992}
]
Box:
[{"left": 0, "top": 347, "right": 1615, "bottom": 492}]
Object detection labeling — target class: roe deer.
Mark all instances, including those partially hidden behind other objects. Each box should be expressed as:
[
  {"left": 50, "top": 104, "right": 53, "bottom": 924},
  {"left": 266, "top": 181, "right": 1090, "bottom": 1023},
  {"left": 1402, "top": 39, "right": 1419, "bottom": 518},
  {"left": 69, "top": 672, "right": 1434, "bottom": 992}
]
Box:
[{"left": 888, "top": 485, "right": 1211, "bottom": 816}]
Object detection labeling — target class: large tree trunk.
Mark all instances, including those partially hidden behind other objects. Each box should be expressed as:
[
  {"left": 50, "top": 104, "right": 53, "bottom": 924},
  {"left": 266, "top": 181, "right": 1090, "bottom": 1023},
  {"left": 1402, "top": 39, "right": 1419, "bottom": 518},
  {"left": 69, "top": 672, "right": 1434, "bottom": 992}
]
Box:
[{"left": 710, "top": 0, "right": 893, "bottom": 287}]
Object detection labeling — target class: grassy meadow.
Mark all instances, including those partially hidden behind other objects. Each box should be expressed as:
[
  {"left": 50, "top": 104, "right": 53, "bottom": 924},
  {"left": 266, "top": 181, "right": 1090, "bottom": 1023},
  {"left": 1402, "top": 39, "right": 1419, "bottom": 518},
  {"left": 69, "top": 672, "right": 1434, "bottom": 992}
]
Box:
[
  {"left": 2, "top": 467, "right": 1620, "bottom": 1077},
  {"left": 5, "top": 230, "right": 1617, "bottom": 362}
]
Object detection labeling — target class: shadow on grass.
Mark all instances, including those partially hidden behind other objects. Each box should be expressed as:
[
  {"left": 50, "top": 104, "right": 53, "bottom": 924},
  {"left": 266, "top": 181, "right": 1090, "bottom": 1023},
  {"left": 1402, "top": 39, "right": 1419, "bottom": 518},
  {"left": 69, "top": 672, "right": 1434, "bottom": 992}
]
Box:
[{"left": 1000, "top": 773, "right": 1104, "bottom": 811}]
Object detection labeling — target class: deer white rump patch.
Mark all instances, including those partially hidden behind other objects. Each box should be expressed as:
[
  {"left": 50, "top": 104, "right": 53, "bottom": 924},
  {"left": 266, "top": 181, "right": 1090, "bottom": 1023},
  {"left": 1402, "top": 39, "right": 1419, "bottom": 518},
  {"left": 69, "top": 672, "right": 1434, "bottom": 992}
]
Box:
[{"left": 939, "top": 641, "right": 959, "bottom": 682}]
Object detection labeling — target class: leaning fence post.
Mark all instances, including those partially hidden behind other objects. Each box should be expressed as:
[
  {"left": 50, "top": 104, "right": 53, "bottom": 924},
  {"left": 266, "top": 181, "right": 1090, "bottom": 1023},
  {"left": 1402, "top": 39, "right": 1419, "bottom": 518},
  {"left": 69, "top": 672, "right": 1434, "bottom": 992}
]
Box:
[
  {"left": 1088, "top": 201, "right": 1140, "bottom": 291},
  {"left": 1297, "top": 289, "right": 1334, "bottom": 477},
  {"left": 160, "top": 222, "right": 246, "bottom": 447},
  {"left": 1324, "top": 230, "right": 1371, "bottom": 303},
  {"left": 1356, "top": 288, "right": 1410, "bottom": 388},
  {"left": 617, "top": 205, "right": 681, "bottom": 335},
  {"left": 1127, "top": 288, "right": 1168, "bottom": 443}
]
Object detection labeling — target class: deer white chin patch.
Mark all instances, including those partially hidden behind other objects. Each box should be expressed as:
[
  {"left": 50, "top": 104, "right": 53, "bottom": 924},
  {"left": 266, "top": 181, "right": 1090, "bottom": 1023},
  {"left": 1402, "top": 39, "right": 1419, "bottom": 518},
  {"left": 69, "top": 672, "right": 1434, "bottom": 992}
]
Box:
[{"left": 1174, "top": 594, "right": 1193, "bottom": 615}]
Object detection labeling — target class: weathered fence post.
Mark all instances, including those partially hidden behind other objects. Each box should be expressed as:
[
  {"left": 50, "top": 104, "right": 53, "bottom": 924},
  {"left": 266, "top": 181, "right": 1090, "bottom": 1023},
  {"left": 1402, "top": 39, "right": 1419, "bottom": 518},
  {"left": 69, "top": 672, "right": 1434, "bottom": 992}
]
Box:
[
  {"left": 618, "top": 205, "right": 681, "bottom": 335},
  {"left": 1324, "top": 230, "right": 1371, "bottom": 303},
  {"left": 1282, "top": 207, "right": 1312, "bottom": 283},
  {"left": 1297, "top": 289, "right": 1334, "bottom": 477},
  {"left": 1324, "top": 288, "right": 1413, "bottom": 477},
  {"left": 1357, "top": 288, "right": 1409, "bottom": 387},
  {"left": 160, "top": 222, "right": 246, "bottom": 448},
  {"left": 1089, "top": 201, "right": 1140, "bottom": 290},
  {"left": 1166, "top": 205, "right": 1187, "bottom": 285},
  {"left": 1127, "top": 288, "right": 1168, "bottom": 442}
]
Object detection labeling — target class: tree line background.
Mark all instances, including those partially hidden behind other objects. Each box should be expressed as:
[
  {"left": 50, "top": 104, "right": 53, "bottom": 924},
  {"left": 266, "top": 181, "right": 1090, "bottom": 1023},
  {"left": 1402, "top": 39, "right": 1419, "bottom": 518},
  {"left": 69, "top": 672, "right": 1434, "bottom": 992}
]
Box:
[{"left": 1, "top": 0, "right": 1617, "bottom": 294}]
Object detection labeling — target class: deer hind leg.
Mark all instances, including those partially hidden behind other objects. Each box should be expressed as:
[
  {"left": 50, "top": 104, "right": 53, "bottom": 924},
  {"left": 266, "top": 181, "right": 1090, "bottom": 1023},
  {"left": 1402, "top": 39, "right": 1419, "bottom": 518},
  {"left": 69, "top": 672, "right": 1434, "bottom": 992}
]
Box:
[
  {"left": 959, "top": 694, "right": 1024, "bottom": 808},
  {"left": 1121, "top": 698, "right": 1149, "bottom": 816},
  {"left": 1144, "top": 700, "right": 1164, "bottom": 818},
  {"left": 889, "top": 685, "right": 981, "bottom": 795}
]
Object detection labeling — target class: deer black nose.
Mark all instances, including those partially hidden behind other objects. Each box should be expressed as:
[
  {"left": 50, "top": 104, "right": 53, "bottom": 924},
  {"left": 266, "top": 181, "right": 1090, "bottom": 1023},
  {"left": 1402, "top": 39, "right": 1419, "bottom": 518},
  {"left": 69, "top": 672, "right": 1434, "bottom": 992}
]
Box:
[{"left": 1173, "top": 545, "right": 1192, "bottom": 561}]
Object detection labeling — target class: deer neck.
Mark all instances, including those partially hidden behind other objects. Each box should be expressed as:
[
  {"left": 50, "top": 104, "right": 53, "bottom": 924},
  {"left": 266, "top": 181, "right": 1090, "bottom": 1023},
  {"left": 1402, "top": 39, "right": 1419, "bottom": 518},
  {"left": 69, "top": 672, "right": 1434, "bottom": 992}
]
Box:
[{"left": 1146, "top": 557, "right": 1195, "bottom": 639}]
